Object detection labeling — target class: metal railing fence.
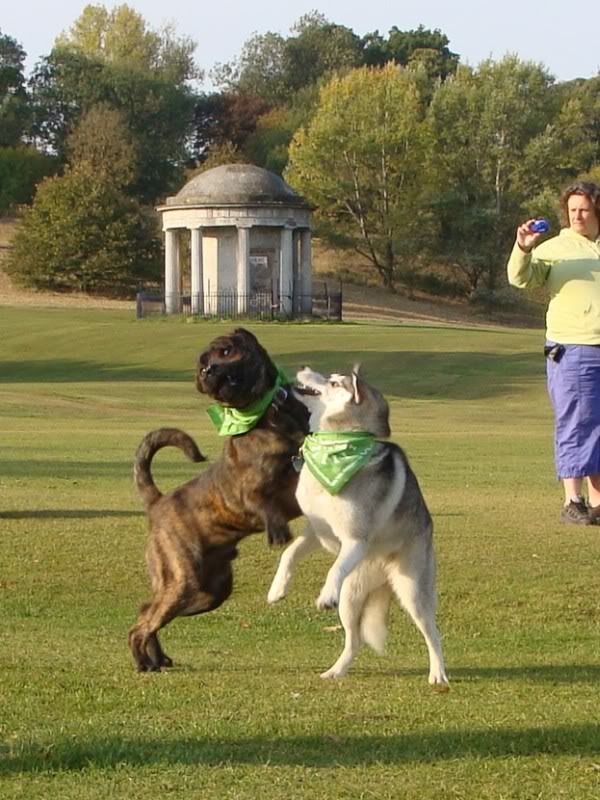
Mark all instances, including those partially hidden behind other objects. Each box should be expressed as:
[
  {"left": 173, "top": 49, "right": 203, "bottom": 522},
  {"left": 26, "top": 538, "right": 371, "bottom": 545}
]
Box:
[{"left": 136, "top": 287, "right": 342, "bottom": 322}]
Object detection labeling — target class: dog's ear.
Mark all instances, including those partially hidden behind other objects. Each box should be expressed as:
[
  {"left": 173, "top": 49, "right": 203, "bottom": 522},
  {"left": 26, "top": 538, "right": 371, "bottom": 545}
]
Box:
[
  {"left": 195, "top": 357, "right": 207, "bottom": 394},
  {"left": 351, "top": 364, "right": 363, "bottom": 404},
  {"left": 233, "top": 327, "right": 258, "bottom": 344}
]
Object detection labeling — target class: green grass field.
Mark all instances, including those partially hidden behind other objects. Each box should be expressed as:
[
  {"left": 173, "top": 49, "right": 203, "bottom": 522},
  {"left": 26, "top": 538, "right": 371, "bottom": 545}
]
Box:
[{"left": 1, "top": 308, "right": 599, "bottom": 799}]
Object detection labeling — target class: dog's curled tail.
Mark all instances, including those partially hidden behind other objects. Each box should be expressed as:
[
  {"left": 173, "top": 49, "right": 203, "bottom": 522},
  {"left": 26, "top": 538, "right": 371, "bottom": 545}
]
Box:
[
  {"left": 134, "top": 427, "right": 207, "bottom": 509},
  {"left": 360, "top": 584, "right": 393, "bottom": 655}
]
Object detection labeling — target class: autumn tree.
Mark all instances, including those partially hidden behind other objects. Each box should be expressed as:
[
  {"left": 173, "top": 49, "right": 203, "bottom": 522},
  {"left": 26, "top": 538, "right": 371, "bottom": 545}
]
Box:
[
  {"left": 192, "top": 91, "right": 270, "bottom": 162},
  {"left": 286, "top": 63, "right": 429, "bottom": 291},
  {"left": 55, "top": 3, "right": 200, "bottom": 83}
]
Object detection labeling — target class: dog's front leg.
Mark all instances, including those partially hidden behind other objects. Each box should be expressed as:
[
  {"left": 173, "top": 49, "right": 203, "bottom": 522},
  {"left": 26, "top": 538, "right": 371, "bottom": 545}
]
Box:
[
  {"left": 316, "top": 538, "right": 368, "bottom": 611},
  {"left": 267, "top": 525, "right": 320, "bottom": 603},
  {"left": 262, "top": 511, "right": 293, "bottom": 547}
]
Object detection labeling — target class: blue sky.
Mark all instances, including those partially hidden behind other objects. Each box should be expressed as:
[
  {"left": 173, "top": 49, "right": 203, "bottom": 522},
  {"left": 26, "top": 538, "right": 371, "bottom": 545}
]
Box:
[{"left": 4, "top": 0, "right": 599, "bottom": 84}]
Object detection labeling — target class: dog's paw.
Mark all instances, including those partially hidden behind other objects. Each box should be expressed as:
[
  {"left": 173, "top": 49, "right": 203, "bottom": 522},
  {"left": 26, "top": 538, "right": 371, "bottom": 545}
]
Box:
[
  {"left": 320, "top": 666, "right": 346, "bottom": 679},
  {"left": 267, "top": 522, "right": 293, "bottom": 547},
  {"left": 267, "top": 580, "right": 288, "bottom": 604},
  {"left": 316, "top": 588, "right": 339, "bottom": 611},
  {"left": 428, "top": 671, "right": 450, "bottom": 692}
]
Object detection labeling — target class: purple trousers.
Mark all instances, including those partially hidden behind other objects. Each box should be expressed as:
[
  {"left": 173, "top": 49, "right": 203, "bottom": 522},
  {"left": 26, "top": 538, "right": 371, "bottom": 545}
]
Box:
[{"left": 546, "top": 343, "right": 600, "bottom": 478}]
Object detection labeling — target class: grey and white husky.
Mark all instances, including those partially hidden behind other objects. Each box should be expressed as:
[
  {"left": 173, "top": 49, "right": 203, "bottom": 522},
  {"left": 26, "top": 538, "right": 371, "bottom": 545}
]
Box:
[{"left": 268, "top": 366, "right": 448, "bottom": 687}]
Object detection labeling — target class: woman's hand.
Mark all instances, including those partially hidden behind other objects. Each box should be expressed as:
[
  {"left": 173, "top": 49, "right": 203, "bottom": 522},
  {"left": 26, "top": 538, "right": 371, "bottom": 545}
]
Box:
[{"left": 516, "top": 220, "right": 544, "bottom": 253}]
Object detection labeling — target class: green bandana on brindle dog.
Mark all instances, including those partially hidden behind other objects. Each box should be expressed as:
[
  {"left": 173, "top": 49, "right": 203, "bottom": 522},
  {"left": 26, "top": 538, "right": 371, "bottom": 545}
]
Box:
[
  {"left": 301, "top": 431, "right": 378, "bottom": 494},
  {"left": 206, "top": 365, "right": 290, "bottom": 436}
]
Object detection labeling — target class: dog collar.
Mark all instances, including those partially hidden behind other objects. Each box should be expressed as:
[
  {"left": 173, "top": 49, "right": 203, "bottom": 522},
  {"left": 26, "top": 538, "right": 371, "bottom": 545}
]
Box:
[
  {"left": 206, "top": 365, "right": 290, "bottom": 436},
  {"left": 301, "top": 431, "right": 378, "bottom": 494}
]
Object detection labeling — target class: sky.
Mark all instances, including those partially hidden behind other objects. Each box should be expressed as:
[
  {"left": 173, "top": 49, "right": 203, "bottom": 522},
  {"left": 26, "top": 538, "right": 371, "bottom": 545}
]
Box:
[{"left": 3, "top": 0, "right": 600, "bottom": 85}]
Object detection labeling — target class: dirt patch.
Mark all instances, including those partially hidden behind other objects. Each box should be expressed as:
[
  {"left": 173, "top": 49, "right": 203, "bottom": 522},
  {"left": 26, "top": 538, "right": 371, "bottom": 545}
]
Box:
[
  {"left": 0, "top": 269, "right": 134, "bottom": 309},
  {"left": 338, "top": 283, "right": 543, "bottom": 329}
]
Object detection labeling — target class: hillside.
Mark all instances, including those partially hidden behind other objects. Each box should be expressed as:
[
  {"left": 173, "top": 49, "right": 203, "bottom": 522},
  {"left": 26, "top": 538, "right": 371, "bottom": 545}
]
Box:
[{"left": 0, "top": 217, "right": 544, "bottom": 328}]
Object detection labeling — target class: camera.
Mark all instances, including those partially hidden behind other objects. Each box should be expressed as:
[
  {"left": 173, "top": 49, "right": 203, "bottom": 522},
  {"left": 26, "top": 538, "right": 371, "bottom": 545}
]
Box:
[{"left": 529, "top": 219, "right": 550, "bottom": 234}]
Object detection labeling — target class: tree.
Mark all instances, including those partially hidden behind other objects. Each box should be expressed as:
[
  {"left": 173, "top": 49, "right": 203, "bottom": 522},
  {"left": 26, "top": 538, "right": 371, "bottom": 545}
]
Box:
[
  {"left": 28, "top": 48, "right": 197, "bottom": 201},
  {"left": 0, "top": 30, "right": 30, "bottom": 146},
  {"left": 27, "top": 5, "right": 199, "bottom": 201},
  {"left": 192, "top": 91, "right": 270, "bottom": 161},
  {"left": 55, "top": 3, "right": 200, "bottom": 84},
  {"left": 5, "top": 170, "right": 161, "bottom": 294},
  {"left": 188, "top": 140, "right": 245, "bottom": 176},
  {"left": 282, "top": 13, "right": 362, "bottom": 94},
  {"left": 212, "top": 14, "right": 362, "bottom": 106},
  {"left": 565, "top": 75, "right": 600, "bottom": 170},
  {"left": 518, "top": 97, "right": 595, "bottom": 206},
  {"left": 426, "top": 56, "right": 555, "bottom": 292},
  {"left": 0, "top": 146, "right": 56, "bottom": 213},
  {"left": 286, "top": 63, "right": 429, "bottom": 291},
  {"left": 362, "top": 25, "right": 459, "bottom": 81},
  {"left": 66, "top": 102, "right": 138, "bottom": 188},
  {"left": 211, "top": 32, "right": 287, "bottom": 105},
  {"left": 242, "top": 83, "right": 320, "bottom": 175}
]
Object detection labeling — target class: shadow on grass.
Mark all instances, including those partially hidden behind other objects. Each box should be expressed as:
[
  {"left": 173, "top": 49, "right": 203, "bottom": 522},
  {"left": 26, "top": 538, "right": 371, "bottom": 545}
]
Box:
[
  {"left": 2, "top": 724, "right": 599, "bottom": 773},
  {"left": 171, "top": 661, "right": 600, "bottom": 686},
  {"left": 0, "top": 509, "right": 143, "bottom": 520},
  {"left": 2, "top": 460, "right": 204, "bottom": 480},
  {"left": 0, "top": 359, "right": 192, "bottom": 383},
  {"left": 1, "top": 351, "right": 543, "bottom": 401},
  {"left": 281, "top": 351, "right": 544, "bottom": 400},
  {"left": 347, "top": 664, "right": 600, "bottom": 684}
]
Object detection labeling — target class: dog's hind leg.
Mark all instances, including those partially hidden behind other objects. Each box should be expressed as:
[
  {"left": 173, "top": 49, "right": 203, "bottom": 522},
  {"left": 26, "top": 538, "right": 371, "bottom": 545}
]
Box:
[
  {"left": 145, "top": 633, "right": 173, "bottom": 668},
  {"left": 359, "top": 583, "right": 392, "bottom": 655},
  {"left": 386, "top": 559, "right": 449, "bottom": 689},
  {"left": 129, "top": 586, "right": 224, "bottom": 672},
  {"left": 267, "top": 527, "right": 320, "bottom": 603},
  {"left": 320, "top": 571, "right": 368, "bottom": 678},
  {"left": 128, "top": 595, "right": 183, "bottom": 672}
]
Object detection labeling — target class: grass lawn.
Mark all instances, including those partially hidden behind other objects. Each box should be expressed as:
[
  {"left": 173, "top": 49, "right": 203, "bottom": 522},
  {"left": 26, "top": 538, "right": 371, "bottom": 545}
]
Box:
[{"left": 1, "top": 308, "right": 599, "bottom": 799}]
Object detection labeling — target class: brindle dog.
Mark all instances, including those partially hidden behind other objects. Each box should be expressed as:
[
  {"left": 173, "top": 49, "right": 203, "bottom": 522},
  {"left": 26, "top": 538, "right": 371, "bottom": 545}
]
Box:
[{"left": 128, "top": 328, "right": 309, "bottom": 672}]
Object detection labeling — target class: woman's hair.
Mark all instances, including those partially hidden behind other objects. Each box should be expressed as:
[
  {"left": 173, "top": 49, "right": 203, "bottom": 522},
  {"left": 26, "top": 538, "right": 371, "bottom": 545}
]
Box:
[{"left": 559, "top": 180, "right": 600, "bottom": 225}]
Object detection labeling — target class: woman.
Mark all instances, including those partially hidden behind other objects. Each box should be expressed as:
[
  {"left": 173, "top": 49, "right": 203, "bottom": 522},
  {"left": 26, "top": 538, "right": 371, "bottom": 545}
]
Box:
[{"left": 507, "top": 181, "right": 600, "bottom": 525}]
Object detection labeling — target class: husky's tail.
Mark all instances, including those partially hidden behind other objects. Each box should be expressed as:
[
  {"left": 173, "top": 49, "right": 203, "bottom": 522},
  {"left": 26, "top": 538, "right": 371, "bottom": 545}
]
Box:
[
  {"left": 134, "top": 427, "right": 206, "bottom": 509},
  {"left": 360, "top": 584, "right": 393, "bottom": 654}
]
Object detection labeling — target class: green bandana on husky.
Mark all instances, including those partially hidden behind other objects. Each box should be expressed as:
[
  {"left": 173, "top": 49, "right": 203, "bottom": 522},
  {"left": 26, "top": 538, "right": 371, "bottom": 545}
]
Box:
[
  {"left": 301, "top": 431, "right": 378, "bottom": 494},
  {"left": 206, "top": 365, "right": 289, "bottom": 436}
]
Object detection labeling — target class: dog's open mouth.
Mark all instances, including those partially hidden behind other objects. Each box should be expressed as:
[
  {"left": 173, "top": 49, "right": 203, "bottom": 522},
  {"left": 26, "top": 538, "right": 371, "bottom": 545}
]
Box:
[{"left": 294, "top": 383, "right": 321, "bottom": 397}]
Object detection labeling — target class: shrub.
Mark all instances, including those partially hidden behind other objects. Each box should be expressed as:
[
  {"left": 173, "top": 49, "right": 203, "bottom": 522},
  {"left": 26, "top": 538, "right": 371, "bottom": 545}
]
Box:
[{"left": 5, "top": 170, "right": 161, "bottom": 295}]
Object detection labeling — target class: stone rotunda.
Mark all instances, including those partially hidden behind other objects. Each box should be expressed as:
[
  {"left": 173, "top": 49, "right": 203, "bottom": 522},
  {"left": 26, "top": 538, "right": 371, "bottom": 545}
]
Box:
[{"left": 157, "top": 164, "right": 314, "bottom": 316}]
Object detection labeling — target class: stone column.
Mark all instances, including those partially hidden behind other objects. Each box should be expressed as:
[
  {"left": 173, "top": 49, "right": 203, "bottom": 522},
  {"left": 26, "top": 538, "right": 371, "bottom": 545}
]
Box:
[
  {"left": 236, "top": 226, "right": 250, "bottom": 314},
  {"left": 190, "top": 227, "right": 204, "bottom": 315},
  {"left": 300, "top": 229, "right": 313, "bottom": 314},
  {"left": 164, "top": 228, "right": 180, "bottom": 314},
  {"left": 280, "top": 227, "right": 294, "bottom": 317}
]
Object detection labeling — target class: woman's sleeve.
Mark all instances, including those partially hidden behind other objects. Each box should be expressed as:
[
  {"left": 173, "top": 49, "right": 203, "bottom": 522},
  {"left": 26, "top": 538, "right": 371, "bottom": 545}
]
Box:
[{"left": 506, "top": 240, "right": 551, "bottom": 289}]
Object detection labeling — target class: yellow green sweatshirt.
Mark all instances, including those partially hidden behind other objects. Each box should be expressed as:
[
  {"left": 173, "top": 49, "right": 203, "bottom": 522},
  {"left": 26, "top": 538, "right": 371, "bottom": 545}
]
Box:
[{"left": 507, "top": 227, "right": 600, "bottom": 344}]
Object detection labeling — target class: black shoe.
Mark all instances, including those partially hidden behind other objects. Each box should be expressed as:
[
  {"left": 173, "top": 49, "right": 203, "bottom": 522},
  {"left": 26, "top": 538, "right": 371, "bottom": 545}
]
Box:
[
  {"left": 588, "top": 504, "right": 600, "bottom": 525},
  {"left": 560, "top": 499, "right": 593, "bottom": 525}
]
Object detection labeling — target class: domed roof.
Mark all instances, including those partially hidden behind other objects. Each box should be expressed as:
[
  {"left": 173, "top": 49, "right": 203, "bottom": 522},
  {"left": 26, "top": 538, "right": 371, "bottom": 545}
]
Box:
[{"left": 166, "top": 164, "right": 310, "bottom": 208}]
